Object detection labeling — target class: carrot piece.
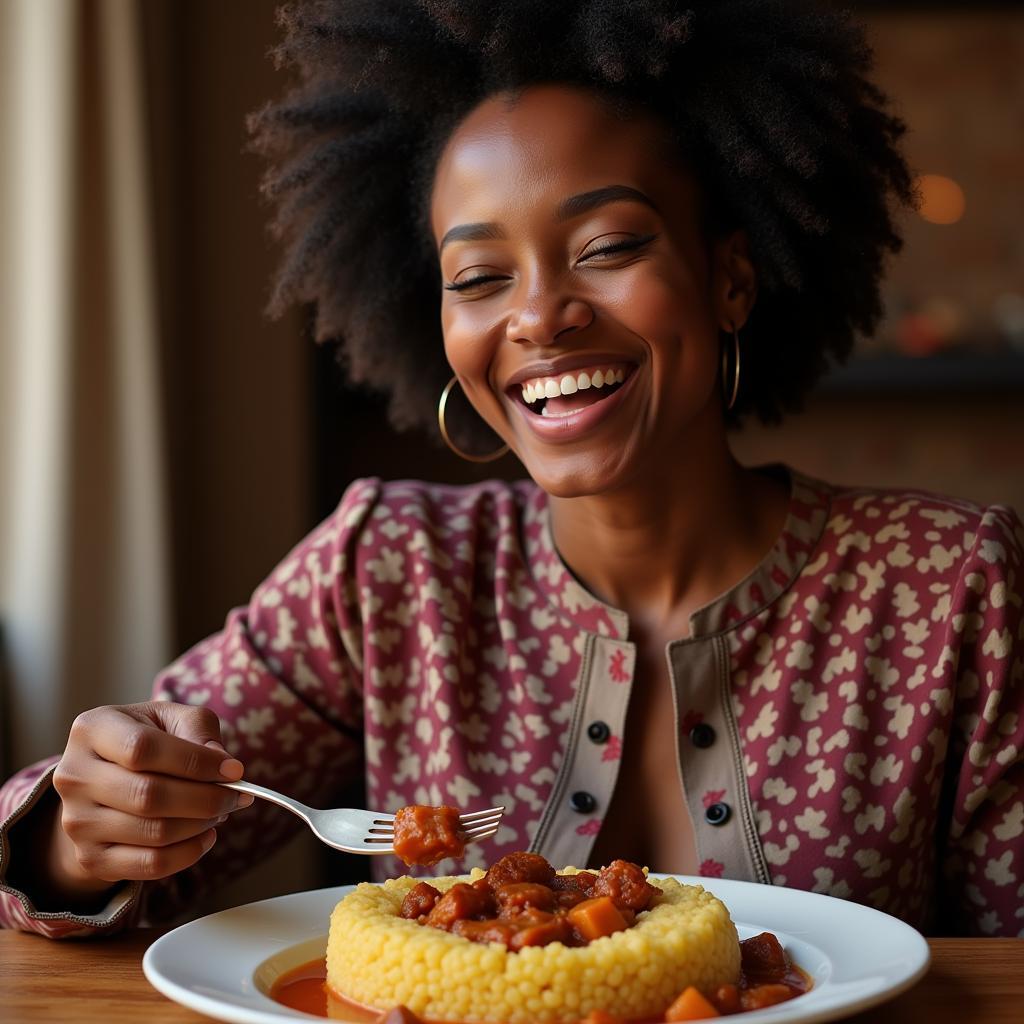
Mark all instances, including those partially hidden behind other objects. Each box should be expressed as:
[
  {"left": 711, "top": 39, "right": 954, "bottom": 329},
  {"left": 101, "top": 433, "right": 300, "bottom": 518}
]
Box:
[
  {"left": 664, "top": 985, "right": 721, "bottom": 1021},
  {"left": 580, "top": 1011, "right": 623, "bottom": 1024},
  {"left": 566, "top": 896, "right": 629, "bottom": 941},
  {"left": 739, "top": 983, "right": 795, "bottom": 1011}
]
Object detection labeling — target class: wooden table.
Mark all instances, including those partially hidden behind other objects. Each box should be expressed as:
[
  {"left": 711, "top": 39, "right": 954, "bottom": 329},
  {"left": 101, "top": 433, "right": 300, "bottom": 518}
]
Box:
[{"left": 2, "top": 930, "right": 1022, "bottom": 1023}]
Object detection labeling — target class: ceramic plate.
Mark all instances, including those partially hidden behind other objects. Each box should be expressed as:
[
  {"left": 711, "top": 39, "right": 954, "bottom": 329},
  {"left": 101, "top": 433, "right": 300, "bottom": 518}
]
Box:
[{"left": 143, "top": 874, "right": 930, "bottom": 1024}]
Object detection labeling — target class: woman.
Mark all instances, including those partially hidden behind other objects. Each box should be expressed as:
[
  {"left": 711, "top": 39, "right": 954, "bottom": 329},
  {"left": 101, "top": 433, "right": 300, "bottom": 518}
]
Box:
[{"left": 1, "top": 0, "right": 1021, "bottom": 940}]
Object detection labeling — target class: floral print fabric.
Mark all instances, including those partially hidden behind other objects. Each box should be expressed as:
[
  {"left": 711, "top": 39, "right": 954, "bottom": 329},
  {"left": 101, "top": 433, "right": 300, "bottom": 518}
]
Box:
[{"left": 1, "top": 463, "right": 1021, "bottom": 938}]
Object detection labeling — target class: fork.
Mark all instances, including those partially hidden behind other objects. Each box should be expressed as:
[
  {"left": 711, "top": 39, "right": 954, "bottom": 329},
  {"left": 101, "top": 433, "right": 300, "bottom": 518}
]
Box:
[{"left": 218, "top": 780, "right": 504, "bottom": 856}]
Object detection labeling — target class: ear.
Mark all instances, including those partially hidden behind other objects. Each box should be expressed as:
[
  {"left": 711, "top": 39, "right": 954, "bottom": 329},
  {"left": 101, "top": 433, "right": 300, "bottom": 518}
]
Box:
[{"left": 711, "top": 229, "right": 758, "bottom": 333}]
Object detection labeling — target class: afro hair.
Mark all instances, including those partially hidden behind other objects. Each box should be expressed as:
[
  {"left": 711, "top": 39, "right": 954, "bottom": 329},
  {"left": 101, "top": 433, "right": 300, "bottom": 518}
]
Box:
[{"left": 249, "top": 0, "right": 919, "bottom": 448}]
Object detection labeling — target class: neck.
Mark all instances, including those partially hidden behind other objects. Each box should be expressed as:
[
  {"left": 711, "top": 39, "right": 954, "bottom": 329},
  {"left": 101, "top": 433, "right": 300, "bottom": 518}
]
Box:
[{"left": 547, "top": 437, "right": 788, "bottom": 637}]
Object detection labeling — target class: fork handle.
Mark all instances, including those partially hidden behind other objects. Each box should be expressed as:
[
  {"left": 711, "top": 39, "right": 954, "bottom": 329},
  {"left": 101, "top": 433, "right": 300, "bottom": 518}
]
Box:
[{"left": 218, "top": 780, "right": 314, "bottom": 822}]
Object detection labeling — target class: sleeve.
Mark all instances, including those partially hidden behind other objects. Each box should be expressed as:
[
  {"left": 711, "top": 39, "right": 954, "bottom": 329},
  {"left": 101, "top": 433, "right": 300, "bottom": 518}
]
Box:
[
  {"left": 938, "top": 503, "right": 1024, "bottom": 937},
  {"left": 0, "top": 477, "right": 380, "bottom": 937}
]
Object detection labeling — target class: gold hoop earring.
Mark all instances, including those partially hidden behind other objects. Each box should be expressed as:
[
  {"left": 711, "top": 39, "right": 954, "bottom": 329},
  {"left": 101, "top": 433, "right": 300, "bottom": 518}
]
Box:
[
  {"left": 721, "top": 325, "right": 741, "bottom": 411},
  {"left": 438, "top": 376, "right": 510, "bottom": 463}
]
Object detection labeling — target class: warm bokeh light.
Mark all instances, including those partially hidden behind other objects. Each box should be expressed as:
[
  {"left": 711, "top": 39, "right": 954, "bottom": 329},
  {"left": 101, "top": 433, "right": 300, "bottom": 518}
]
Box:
[{"left": 916, "top": 173, "right": 966, "bottom": 225}]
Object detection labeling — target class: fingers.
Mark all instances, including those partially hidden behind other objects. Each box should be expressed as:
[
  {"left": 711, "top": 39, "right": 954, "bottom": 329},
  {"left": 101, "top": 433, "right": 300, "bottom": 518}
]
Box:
[
  {"left": 74, "top": 828, "right": 221, "bottom": 883},
  {"left": 77, "top": 706, "right": 244, "bottom": 782},
  {"left": 62, "top": 804, "right": 229, "bottom": 848},
  {"left": 60, "top": 757, "right": 254, "bottom": 820}
]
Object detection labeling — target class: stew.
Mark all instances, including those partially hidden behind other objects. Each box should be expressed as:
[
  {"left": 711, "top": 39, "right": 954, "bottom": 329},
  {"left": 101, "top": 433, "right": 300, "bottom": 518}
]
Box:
[{"left": 399, "top": 853, "right": 657, "bottom": 950}]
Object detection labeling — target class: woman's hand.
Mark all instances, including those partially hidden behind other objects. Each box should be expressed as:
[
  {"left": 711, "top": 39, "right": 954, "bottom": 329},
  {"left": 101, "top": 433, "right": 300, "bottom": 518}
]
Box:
[{"left": 47, "top": 702, "right": 254, "bottom": 894}]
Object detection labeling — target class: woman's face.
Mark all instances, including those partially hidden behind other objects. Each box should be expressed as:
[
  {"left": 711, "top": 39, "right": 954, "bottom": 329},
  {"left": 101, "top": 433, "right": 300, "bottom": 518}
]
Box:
[{"left": 430, "top": 84, "right": 754, "bottom": 497}]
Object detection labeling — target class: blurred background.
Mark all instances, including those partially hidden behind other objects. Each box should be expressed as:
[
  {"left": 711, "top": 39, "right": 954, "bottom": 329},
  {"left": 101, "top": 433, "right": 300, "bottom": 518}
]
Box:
[{"left": 0, "top": 0, "right": 1021, "bottom": 914}]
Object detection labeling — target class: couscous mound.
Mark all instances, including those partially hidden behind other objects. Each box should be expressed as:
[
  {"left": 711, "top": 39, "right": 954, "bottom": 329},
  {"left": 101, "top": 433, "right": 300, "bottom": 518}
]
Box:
[{"left": 327, "top": 866, "right": 739, "bottom": 1024}]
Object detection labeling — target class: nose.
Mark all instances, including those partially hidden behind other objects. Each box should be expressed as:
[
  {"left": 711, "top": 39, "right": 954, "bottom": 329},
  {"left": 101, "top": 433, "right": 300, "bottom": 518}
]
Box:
[{"left": 505, "top": 275, "right": 593, "bottom": 346}]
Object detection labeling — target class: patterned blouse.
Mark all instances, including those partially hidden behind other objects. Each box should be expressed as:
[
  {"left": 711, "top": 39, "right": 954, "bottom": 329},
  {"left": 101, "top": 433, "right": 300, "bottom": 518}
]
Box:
[{"left": 2, "top": 463, "right": 1022, "bottom": 939}]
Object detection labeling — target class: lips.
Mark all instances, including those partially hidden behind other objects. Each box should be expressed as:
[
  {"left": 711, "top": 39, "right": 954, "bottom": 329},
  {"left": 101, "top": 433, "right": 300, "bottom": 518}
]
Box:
[{"left": 508, "top": 361, "right": 640, "bottom": 443}]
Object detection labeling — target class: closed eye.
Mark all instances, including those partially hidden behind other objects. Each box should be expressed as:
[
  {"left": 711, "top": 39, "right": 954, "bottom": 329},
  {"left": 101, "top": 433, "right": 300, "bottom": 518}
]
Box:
[
  {"left": 580, "top": 232, "right": 659, "bottom": 262},
  {"left": 444, "top": 274, "right": 508, "bottom": 292}
]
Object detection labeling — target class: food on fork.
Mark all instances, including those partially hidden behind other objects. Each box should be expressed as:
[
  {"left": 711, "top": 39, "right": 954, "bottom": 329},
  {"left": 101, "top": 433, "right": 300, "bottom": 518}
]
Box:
[
  {"left": 392, "top": 805, "right": 466, "bottom": 866},
  {"left": 326, "top": 852, "right": 741, "bottom": 1023}
]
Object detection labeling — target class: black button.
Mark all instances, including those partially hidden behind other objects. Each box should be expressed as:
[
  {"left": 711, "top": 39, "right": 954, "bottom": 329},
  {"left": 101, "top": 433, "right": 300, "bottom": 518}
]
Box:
[
  {"left": 705, "top": 802, "right": 731, "bottom": 826},
  {"left": 587, "top": 721, "right": 610, "bottom": 744},
  {"left": 570, "top": 791, "right": 597, "bottom": 813},
  {"left": 690, "top": 723, "right": 716, "bottom": 749}
]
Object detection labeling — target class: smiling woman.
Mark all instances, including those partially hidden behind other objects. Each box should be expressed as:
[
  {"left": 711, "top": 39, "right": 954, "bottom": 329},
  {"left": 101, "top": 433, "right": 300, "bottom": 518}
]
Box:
[
  {"left": 430, "top": 85, "right": 751, "bottom": 499},
  {"left": 1, "top": 0, "right": 1022, "bottom": 955}
]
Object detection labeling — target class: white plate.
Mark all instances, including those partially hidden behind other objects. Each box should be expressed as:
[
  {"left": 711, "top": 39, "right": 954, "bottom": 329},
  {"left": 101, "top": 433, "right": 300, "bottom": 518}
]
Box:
[{"left": 143, "top": 874, "right": 930, "bottom": 1024}]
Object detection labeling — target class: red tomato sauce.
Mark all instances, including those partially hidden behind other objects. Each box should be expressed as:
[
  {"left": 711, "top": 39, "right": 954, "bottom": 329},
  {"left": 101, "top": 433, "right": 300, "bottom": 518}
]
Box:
[{"left": 270, "top": 960, "right": 378, "bottom": 1020}]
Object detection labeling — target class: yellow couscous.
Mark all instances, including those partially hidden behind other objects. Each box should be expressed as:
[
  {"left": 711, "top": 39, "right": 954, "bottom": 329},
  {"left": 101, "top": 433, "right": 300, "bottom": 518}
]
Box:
[{"left": 326, "top": 867, "right": 740, "bottom": 1024}]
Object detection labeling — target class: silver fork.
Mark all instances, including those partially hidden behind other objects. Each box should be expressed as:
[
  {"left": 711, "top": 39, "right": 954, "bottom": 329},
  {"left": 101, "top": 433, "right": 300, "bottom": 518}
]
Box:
[{"left": 218, "top": 780, "right": 504, "bottom": 856}]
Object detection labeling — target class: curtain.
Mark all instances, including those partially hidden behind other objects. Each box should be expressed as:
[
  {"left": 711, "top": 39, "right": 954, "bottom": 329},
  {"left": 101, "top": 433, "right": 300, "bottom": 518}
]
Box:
[{"left": 0, "top": 0, "right": 170, "bottom": 775}]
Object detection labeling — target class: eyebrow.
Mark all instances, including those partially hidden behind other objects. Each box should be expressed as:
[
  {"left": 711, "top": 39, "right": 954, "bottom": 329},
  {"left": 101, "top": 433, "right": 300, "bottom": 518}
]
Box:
[
  {"left": 556, "top": 184, "right": 659, "bottom": 221},
  {"left": 438, "top": 184, "right": 658, "bottom": 254}
]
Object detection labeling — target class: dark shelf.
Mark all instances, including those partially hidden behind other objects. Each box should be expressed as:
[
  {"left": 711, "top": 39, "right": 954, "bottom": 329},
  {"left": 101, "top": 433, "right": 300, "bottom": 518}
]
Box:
[{"left": 817, "top": 352, "right": 1024, "bottom": 395}]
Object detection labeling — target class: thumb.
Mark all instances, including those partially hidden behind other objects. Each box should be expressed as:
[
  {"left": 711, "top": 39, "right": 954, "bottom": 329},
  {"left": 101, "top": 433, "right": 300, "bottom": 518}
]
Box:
[
  {"left": 204, "top": 739, "right": 244, "bottom": 780},
  {"left": 140, "top": 701, "right": 244, "bottom": 781}
]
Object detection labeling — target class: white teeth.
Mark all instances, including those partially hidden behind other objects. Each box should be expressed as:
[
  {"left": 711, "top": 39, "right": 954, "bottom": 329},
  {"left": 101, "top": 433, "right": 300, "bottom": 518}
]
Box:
[{"left": 519, "top": 366, "right": 630, "bottom": 404}]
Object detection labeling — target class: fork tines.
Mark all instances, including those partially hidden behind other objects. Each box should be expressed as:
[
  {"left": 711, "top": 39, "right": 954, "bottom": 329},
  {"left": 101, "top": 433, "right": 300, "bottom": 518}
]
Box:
[
  {"left": 368, "top": 805, "right": 505, "bottom": 846},
  {"left": 459, "top": 805, "right": 504, "bottom": 844}
]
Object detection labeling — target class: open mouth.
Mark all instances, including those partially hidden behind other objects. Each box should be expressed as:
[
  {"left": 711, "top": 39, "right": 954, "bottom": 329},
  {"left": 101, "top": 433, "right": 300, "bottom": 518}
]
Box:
[{"left": 511, "top": 362, "right": 636, "bottom": 418}]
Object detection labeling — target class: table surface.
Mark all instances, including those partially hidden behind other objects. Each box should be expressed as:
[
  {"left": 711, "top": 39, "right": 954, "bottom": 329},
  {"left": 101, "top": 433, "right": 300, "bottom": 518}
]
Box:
[{"left": 2, "top": 930, "right": 1022, "bottom": 1023}]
